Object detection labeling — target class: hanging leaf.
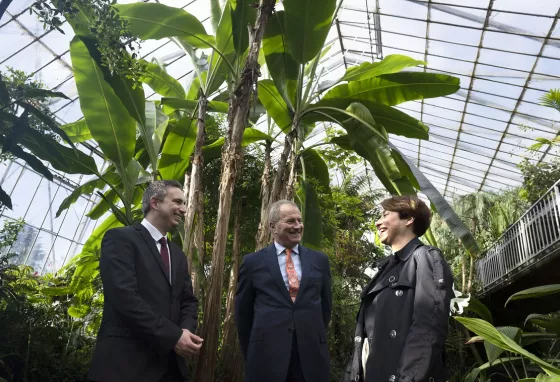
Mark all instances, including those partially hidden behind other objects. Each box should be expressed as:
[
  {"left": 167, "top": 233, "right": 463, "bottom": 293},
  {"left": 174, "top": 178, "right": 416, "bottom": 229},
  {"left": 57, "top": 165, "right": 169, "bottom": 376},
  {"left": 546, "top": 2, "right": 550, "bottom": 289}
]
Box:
[
  {"left": 18, "top": 88, "right": 70, "bottom": 100},
  {"left": 17, "top": 102, "right": 75, "bottom": 148},
  {"left": 263, "top": 10, "right": 298, "bottom": 107},
  {"left": 525, "top": 314, "right": 560, "bottom": 334},
  {"left": 115, "top": 3, "right": 216, "bottom": 49},
  {"left": 464, "top": 297, "right": 493, "bottom": 324},
  {"left": 210, "top": 0, "right": 222, "bottom": 33},
  {"left": 321, "top": 72, "right": 460, "bottom": 107},
  {"left": 296, "top": 178, "right": 322, "bottom": 250},
  {"left": 158, "top": 117, "right": 197, "bottom": 181},
  {"left": 506, "top": 285, "right": 560, "bottom": 307},
  {"left": 231, "top": 0, "right": 256, "bottom": 55},
  {"left": 389, "top": 143, "right": 481, "bottom": 256},
  {"left": 70, "top": 36, "right": 136, "bottom": 174},
  {"left": 3, "top": 142, "right": 53, "bottom": 180},
  {"left": 341, "top": 55, "right": 426, "bottom": 82},
  {"left": 0, "top": 185, "right": 12, "bottom": 210},
  {"left": 56, "top": 172, "right": 120, "bottom": 218},
  {"left": 283, "top": 0, "right": 336, "bottom": 64},
  {"left": 301, "top": 149, "right": 330, "bottom": 192},
  {"left": 87, "top": 189, "right": 119, "bottom": 220},
  {"left": 141, "top": 61, "right": 186, "bottom": 99},
  {"left": 257, "top": 79, "right": 293, "bottom": 132},
  {"left": 60, "top": 120, "right": 92, "bottom": 143}
]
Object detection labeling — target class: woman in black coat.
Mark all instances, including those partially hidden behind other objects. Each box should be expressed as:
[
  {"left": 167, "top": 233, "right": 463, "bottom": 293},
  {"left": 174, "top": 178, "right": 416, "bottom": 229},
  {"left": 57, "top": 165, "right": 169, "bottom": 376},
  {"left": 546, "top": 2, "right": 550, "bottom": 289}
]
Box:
[{"left": 344, "top": 195, "right": 454, "bottom": 382}]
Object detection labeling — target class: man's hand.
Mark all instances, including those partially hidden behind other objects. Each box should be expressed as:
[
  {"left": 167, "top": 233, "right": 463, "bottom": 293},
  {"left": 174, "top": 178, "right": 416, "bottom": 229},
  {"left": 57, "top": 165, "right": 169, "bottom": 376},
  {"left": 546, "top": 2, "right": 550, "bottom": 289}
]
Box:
[{"left": 174, "top": 329, "right": 203, "bottom": 358}]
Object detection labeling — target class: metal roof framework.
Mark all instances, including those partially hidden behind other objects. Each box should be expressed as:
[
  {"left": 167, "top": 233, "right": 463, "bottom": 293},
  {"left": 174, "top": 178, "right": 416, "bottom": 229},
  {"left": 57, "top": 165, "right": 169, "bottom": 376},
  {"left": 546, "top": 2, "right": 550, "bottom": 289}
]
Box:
[{"left": 1, "top": 0, "right": 560, "bottom": 198}]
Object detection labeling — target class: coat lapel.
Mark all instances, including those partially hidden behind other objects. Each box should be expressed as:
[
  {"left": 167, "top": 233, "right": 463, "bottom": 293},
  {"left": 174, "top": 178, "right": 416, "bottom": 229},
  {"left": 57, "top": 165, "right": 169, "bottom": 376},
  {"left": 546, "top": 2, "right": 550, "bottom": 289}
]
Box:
[
  {"left": 135, "top": 224, "right": 171, "bottom": 285},
  {"left": 296, "top": 245, "right": 313, "bottom": 303},
  {"left": 263, "top": 244, "right": 293, "bottom": 304},
  {"left": 360, "top": 256, "right": 392, "bottom": 299}
]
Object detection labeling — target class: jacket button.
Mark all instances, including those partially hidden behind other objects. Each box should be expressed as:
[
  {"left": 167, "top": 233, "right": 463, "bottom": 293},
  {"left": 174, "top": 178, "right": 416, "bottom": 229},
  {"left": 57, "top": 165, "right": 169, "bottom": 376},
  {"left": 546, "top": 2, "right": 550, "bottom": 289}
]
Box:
[
  {"left": 389, "top": 375, "right": 396, "bottom": 382},
  {"left": 395, "top": 290, "right": 403, "bottom": 297},
  {"left": 389, "top": 330, "right": 396, "bottom": 338}
]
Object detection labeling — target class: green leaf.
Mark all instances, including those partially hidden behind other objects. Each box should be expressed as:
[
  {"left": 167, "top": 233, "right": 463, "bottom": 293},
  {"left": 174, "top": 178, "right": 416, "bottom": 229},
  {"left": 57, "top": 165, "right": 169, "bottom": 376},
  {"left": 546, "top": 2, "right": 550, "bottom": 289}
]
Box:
[
  {"left": 537, "top": 373, "right": 560, "bottom": 382},
  {"left": 115, "top": 3, "right": 216, "bottom": 49},
  {"left": 97, "top": 191, "right": 131, "bottom": 226},
  {"left": 87, "top": 189, "right": 119, "bottom": 220},
  {"left": 263, "top": 10, "right": 298, "bottom": 107},
  {"left": 389, "top": 143, "right": 481, "bottom": 256},
  {"left": 455, "top": 317, "right": 560, "bottom": 376},
  {"left": 464, "top": 297, "right": 493, "bottom": 324},
  {"left": 301, "top": 149, "right": 330, "bottom": 192},
  {"left": 68, "top": 304, "right": 91, "bottom": 319},
  {"left": 258, "top": 79, "right": 293, "bottom": 132},
  {"left": 19, "top": 87, "right": 70, "bottom": 100},
  {"left": 484, "top": 326, "right": 521, "bottom": 365},
  {"left": 70, "top": 36, "right": 136, "bottom": 174},
  {"left": 321, "top": 72, "right": 460, "bottom": 107},
  {"left": 296, "top": 178, "right": 322, "bottom": 250},
  {"left": 203, "top": 128, "right": 274, "bottom": 162},
  {"left": 0, "top": 185, "right": 12, "bottom": 210},
  {"left": 521, "top": 332, "right": 559, "bottom": 347},
  {"left": 341, "top": 54, "right": 426, "bottom": 82},
  {"left": 159, "top": 117, "right": 197, "bottom": 181},
  {"left": 506, "top": 285, "right": 560, "bottom": 307},
  {"left": 60, "top": 120, "right": 92, "bottom": 143},
  {"left": 77, "top": 37, "right": 146, "bottom": 137},
  {"left": 5, "top": 143, "right": 53, "bottom": 180},
  {"left": 283, "top": 0, "right": 336, "bottom": 64},
  {"left": 306, "top": 100, "right": 429, "bottom": 139},
  {"left": 18, "top": 102, "right": 75, "bottom": 148},
  {"left": 161, "top": 97, "right": 229, "bottom": 113},
  {"left": 141, "top": 61, "right": 186, "bottom": 99},
  {"left": 0, "top": 75, "right": 9, "bottom": 105},
  {"left": 231, "top": 0, "right": 256, "bottom": 55},
  {"left": 145, "top": 101, "right": 169, "bottom": 163},
  {"left": 525, "top": 314, "right": 560, "bottom": 334},
  {"left": 210, "top": 0, "right": 222, "bottom": 33},
  {"left": 56, "top": 172, "right": 119, "bottom": 218},
  {"left": 21, "top": 129, "right": 98, "bottom": 175}
]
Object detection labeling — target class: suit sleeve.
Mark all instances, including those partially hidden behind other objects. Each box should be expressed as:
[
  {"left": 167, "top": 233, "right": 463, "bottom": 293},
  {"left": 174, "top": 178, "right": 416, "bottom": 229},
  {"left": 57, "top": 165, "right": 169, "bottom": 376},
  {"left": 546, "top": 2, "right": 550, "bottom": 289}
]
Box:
[
  {"left": 321, "top": 253, "right": 333, "bottom": 329},
  {"left": 235, "top": 255, "right": 255, "bottom": 358},
  {"left": 179, "top": 250, "right": 198, "bottom": 333},
  {"left": 100, "top": 229, "right": 182, "bottom": 353},
  {"left": 397, "top": 248, "right": 453, "bottom": 382}
]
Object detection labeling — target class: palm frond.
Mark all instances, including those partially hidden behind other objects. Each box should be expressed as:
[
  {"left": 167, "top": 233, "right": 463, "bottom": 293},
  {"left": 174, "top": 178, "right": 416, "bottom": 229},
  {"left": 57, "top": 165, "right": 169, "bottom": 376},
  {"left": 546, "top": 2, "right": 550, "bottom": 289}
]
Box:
[{"left": 540, "top": 89, "right": 560, "bottom": 112}]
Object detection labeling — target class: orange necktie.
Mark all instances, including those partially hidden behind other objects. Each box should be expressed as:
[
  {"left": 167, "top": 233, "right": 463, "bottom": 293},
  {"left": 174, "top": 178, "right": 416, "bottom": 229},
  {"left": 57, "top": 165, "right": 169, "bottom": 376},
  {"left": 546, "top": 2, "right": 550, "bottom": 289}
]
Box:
[{"left": 285, "top": 248, "right": 299, "bottom": 302}]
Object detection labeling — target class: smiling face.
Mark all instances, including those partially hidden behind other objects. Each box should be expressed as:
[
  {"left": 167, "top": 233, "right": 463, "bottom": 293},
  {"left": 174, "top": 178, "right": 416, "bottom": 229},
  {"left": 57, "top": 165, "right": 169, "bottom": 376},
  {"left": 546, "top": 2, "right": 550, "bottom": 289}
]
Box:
[
  {"left": 150, "top": 186, "right": 186, "bottom": 233},
  {"left": 270, "top": 204, "right": 304, "bottom": 248},
  {"left": 375, "top": 209, "right": 413, "bottom": 247}
]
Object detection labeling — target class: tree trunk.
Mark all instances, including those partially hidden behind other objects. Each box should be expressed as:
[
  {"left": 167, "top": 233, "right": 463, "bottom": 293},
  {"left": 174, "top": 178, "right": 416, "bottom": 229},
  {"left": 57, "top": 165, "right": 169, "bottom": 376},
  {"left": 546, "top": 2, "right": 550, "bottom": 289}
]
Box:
[
  {"left": 183, "top": 96, "right": 207, "bottom": 299},
  {"left": 269, "top": 127, "right": 297, "bottom": 204},
  {"left": 467, "top": 255, "right": 474, "bottom": 294},
  {"left": 255, "top": 140, "right": 273, "bottom": 250},
  {"left": 284, "top": 146, "right": 298, "bottom": 201},
  {"left": 195, "top": 2, "right": 275, "bottom": 380},
  {"left": 221, "top": 199, "right": 244, "bottom": 382}
]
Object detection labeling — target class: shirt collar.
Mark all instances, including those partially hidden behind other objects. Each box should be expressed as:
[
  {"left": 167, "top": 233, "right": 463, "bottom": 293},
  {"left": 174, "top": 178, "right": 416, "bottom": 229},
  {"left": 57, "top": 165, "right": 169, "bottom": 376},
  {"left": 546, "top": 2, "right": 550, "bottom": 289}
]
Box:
[
  {"left": 274, "top": 241, "right": 299, "bottom": 256},
  {"left": 141, "top": 218, "right": 166, "bottom": 243},
  {"left": 394, "top": 237, "right": 423, "bottom": 262}
]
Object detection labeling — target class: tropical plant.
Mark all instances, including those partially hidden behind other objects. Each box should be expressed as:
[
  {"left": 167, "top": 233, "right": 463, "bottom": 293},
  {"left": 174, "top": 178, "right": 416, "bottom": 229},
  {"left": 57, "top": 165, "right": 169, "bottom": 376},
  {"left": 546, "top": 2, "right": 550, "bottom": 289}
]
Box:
[
  {"left": 455, "top": 285, "right": 560, "bottom": 381},
  {"left": 518, "top": 158, "right": 560, "bottom": 204}
]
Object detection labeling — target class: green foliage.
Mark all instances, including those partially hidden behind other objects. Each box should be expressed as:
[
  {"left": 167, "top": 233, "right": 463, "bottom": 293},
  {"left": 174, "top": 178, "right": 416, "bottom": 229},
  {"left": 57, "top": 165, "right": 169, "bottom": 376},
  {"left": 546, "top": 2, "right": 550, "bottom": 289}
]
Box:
[{"left": 518, "top": 158, "right": 560, "bottom": 204}]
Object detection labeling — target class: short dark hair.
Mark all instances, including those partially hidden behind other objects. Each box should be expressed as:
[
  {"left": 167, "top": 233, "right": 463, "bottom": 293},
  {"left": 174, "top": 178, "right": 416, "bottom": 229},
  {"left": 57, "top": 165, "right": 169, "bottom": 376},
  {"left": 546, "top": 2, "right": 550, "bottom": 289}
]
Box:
[
  {"left": 380, "top": 195, "right": 432, "bottom": 237},
  {"left": 142, "top": 180, "right": 183, "bottom": 216}
]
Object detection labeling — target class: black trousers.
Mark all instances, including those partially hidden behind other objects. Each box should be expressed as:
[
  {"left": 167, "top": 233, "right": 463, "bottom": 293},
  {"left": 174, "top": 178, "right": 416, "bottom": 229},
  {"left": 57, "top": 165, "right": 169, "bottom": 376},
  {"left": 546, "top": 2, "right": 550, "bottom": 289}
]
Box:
[
  {"left": 159, "top": 352, "right": 186, "bottom": 382},
  {"left": 285, "top": 331, "right": 306, "bottom": 382}
]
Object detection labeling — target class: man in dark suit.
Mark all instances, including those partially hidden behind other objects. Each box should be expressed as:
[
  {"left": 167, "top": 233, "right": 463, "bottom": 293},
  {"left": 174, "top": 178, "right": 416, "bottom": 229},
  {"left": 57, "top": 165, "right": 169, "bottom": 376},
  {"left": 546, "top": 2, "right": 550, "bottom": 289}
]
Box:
[
  {"left": 88, "top": 180, "right": 203, "bottom": 382},
  {"left": 235, "top": 200, "right": 332, "bottom": 382}
]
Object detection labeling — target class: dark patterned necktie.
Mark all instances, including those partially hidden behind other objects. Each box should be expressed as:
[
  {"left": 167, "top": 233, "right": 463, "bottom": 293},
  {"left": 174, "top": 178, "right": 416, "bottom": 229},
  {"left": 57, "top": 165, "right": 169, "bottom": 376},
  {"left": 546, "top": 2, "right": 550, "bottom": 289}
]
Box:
[{"left": 158, "top": 237, "right": 170, "bottom": 280}]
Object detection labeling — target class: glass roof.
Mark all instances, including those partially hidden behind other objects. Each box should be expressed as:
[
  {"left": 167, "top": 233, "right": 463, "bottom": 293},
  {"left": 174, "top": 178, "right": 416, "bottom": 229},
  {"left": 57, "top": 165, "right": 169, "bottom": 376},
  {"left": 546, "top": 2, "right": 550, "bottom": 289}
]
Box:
[{"left": 2, "top": 0, "right": 560, "bottom": 202}]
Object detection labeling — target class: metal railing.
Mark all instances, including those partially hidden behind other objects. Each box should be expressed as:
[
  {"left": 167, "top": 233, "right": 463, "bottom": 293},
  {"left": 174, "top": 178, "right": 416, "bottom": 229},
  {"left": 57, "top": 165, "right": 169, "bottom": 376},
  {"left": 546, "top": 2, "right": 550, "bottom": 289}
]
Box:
[{"left": 477, "top": 179, "right": 560, "bottom": 292}]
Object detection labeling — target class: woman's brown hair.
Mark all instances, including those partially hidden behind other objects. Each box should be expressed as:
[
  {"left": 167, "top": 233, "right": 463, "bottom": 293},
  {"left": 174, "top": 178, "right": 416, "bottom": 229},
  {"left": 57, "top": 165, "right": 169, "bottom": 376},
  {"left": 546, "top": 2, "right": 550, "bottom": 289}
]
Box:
[{"left": 380, "top": 195, "right": 432, "bottom": 237}]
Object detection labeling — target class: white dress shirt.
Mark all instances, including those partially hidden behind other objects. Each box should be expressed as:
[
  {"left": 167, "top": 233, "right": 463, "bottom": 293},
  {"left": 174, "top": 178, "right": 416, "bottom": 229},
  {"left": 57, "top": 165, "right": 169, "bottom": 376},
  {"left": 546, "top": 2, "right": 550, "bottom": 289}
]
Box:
[
  {"left": 274, "top": 241, "right": 302, "bottom": 290},
  {"left": 141, "top": 218, "right": 172, "bottom": 282}
]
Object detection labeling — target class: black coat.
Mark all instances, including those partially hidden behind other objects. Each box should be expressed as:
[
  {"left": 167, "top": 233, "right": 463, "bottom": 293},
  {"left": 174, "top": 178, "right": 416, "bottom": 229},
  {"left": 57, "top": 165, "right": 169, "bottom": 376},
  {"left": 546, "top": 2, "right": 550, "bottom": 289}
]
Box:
[
  {"left": 88, "top": 224, "right": 198, "bottom": 382},
  {"left": 235, "top": 244, "right": 332, "bottom": 382},
  {"left": 343, "top": 238, "right": 453, "bottom": 382}
]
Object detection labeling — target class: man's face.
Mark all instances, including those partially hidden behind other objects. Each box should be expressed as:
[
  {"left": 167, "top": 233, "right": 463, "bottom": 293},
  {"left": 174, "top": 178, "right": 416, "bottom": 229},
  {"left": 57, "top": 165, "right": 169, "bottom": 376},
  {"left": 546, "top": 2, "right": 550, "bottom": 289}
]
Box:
[
  {"left": 375, "top": 210, "right": 410, "bottom": 246},
  {"left": 151, "top": 187, "right": 186, "bottom": 231},
  {"left": 270, "top": 204, "right": 304, "bottom": 248}
]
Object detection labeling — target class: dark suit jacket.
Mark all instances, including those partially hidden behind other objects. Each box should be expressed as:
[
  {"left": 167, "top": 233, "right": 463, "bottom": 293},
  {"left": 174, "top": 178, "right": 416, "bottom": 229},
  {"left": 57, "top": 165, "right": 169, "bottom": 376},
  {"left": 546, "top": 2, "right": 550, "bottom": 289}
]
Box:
[
  {"left": 235, "top": 244, "right": 332, "bottom": 382},
  {"left": 88, "top": 224, "right": 198, "bottom": 382}
]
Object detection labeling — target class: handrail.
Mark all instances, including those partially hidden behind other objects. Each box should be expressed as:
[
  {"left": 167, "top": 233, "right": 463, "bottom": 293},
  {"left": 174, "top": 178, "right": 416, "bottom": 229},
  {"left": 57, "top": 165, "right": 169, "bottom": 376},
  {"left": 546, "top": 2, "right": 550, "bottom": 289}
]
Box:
[{"left": 477, "top": 178, "right": 560, "bottom": 292}]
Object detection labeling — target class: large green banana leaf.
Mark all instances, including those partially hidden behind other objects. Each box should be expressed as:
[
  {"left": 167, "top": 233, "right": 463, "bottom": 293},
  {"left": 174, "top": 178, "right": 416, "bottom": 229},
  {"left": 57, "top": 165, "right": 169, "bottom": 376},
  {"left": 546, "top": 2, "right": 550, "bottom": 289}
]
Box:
[
  {"left": 340, "top": 54, "right": 426, "bottom": 82},
  {"left": 70, "top": 37, "right": 136, "bottom": 174},
  {"left": 283, "top": 0, "right": 336, "bottom": 64},
  {"left": 141, "top": 61, "right": 186, "bottom": 99},
  {"left": 301, "top": 149, "right": 330, "bottom": 192},
  {"left": 258, "top": 80, "right": 293, "bottom": 132},
  {"left": 60, "top": 120, "right": 92, "bottom": 143},
  {"left": 231, "top": 0, "right": 256, "bottom": 55},
  {"left": 158, "top": 117, "right": 197, "bottom": 181},
  {"left": 296, "top": 178, "right": 322, "bottom": 250}
]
